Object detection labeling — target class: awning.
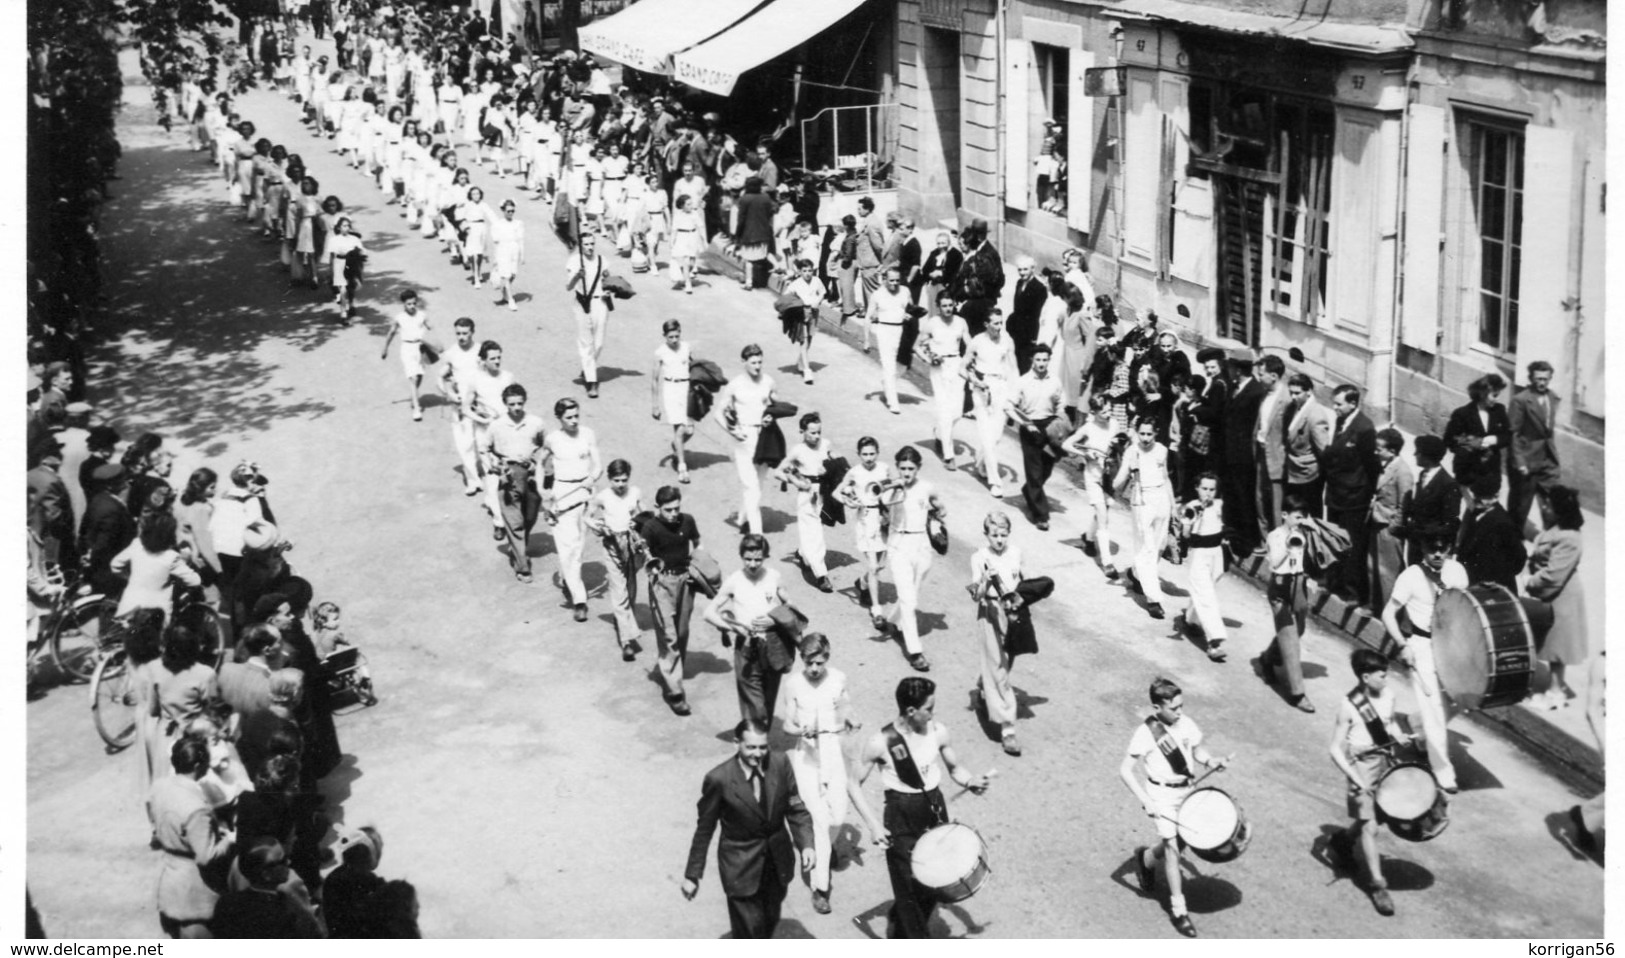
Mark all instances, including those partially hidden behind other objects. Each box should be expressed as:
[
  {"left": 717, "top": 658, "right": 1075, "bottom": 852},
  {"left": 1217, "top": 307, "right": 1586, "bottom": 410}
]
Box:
[
  {"left": 672, "top": 0, "right": 871, "bottom": 96},
  {"left": 1105, "top": 0, "right": 1412, "bottom": 54},
  {"left": 578, "top": 0, "right": 767, "bottom": 75}
]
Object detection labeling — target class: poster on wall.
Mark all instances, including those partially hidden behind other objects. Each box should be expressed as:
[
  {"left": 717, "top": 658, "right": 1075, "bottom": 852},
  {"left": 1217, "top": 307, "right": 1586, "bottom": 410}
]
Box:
[{"left": 541, "top": 0, "right": 625, "bottom": 27}]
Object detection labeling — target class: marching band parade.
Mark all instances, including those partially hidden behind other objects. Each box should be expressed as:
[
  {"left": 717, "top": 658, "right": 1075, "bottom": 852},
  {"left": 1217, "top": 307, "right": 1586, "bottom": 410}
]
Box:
[{"left": 23, "top": 0, "right": 1606, "bottom": 942}]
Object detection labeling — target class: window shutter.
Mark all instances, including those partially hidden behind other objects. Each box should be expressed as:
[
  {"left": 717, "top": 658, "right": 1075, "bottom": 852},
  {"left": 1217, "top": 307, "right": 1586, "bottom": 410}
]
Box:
[
  {"left": 1518, "top": 125, "right": 1576, "bottom": 385},
  {"left": 1399, "top": 104, "right": 1445, "bottom": 351},
  {"left": 1004, "top": 40, "right": 1030, "bottom": 212},
  {"left": 1066, "top": 49, "right": 1094, "bottom": 233}
]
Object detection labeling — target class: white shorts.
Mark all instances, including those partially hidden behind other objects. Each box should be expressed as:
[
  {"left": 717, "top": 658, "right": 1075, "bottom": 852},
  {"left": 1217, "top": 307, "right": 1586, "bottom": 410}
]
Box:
[
  {"left": 1147, "top": 781, "right": 1190, "bottom": 841},
  {"left": 400, "top": 342, "right": 424, "bottom": 378}
]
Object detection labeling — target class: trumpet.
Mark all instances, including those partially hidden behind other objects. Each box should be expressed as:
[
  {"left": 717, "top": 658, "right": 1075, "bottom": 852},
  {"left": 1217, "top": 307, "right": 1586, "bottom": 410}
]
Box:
[
  {"left": 1287, "top": 533, "right": 1307, "bottom": 551},
  {"left": 865, "top": 478, "right": 905, "bottom": 500}
]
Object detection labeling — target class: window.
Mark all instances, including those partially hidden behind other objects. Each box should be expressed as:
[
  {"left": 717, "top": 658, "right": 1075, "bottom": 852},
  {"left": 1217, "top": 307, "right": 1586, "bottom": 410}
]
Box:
[
  {"left": 1264, "top": 101, "right": 1334, "bottom": 322},
  {"left": 1464, "top": 121, "right": 1524, "bottom": 353},
  {"left": 1031, "top": 44, "right": 1070, "bottom": 215}
]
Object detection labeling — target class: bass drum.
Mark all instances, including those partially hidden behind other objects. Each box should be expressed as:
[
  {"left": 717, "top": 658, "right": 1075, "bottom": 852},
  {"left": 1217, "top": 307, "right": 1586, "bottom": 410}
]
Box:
[
  {"left": 1434, "top": 584, "right": 1546, "bottom": 709},
  {"left": 910, "top": 823, "right": 991, "bottom": 903}
]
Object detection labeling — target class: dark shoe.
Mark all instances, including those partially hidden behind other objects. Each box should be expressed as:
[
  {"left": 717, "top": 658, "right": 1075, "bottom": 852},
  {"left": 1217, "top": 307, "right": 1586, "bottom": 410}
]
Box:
[
  {"left": 621, "top": 644, "right": 636, "bottom": 662},
  {"left": 664, "top": 693, "right": 691, "bottom": 716},
  {"left": 870, "top": 613, "right": 887, "bottom": 634},
  {"left": 1035, "top": 520, "right": 1050, "bottom": 531},
  {"left": 574, "top": 603, "right": 589, "bottom": 622},
  {"left": 1571, "top": 805, "right": 1596, "bottom": 851},
  {"left": 1172, "top": 913, "right": 1197, "bottom": 937},
  {"left": 812, "top": 889, "right": 831, "bottom": 915},
  {"left": 1133, "top": 847, "right": 1155, "bottom": 893},
  {"left": 1206, "top": 644, "right": 1227, "bottom": 663},
  {"left": 492, "top": 525, "right": 507, "bottom": 541},
  {"left": 816, "top": 576, "right": 834, "bottom": 594},
  {"left": 1291, "top": 694, "right": 1317, "bottom": 714},
  {"left": 1370, "top": 887, "right": 1395, "bottom": 917},
  {"left": 1147, "top": 603, "right": 1166, "bottom": 620},
  {"left": 1082, "top": 538, "right": 1099, "bottom": 558},
  {"left": 1104, "top": 567, "right": 1121, "bottom": 581},
  {"left": 587, "top": 382, "right": 599, "bottom": 399},
  {"left": 515, "top": 571, "right": 533, "bottom": 584},
  {"left": 1001, "top": 733, "right": 1022, "bottom": 757},
  {"left": 907, "top": 653, "right": 930, "bottom": 673}
]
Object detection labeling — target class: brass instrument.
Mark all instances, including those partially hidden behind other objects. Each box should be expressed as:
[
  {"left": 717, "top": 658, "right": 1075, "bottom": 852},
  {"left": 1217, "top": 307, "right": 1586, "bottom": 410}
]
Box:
[{"left": 975, "top": 562, "right": 1023, "bottom": 617}]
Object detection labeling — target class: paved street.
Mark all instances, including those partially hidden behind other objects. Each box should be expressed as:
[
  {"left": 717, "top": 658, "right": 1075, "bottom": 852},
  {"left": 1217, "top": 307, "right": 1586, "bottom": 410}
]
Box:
[{"left": 23, "top": 53, "right": 1605, "bottom": 939}]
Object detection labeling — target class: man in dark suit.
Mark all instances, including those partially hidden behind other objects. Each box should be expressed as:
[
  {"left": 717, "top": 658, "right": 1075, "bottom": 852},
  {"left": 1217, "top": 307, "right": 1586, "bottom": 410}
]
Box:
[
  {"left": 1455, "top": 472, "right": 1525, "bottom": 592},
  {"left": 78, "top": 462, "right": 136, "bottom": 597},
  {"left": 27, "top": 439, "right": 77, "bottom": 571},
  {"left": 1252, "top": 354, "right": 1290, "bottom": 552},
  {"left": 1401, "top": 435, "right": 1462, "bottom": 565},
  {"left": 1220, "top": 354, "right": 1264, "bottom": 553},
  {"left": 1321, "top": 385, "right": 1378, "bottom": 602},
  {"left": 1506, "top": 359, "right": 1562, "bottom": 535},
  {"left": 218, "top": 624, "right": 280, "bottom": 779},
  {"left": 683, "top": 720, "right": 815, "bottom": 938},
  {"left": 1006, "top": 256, "right": 1048, "bottom": 374}
]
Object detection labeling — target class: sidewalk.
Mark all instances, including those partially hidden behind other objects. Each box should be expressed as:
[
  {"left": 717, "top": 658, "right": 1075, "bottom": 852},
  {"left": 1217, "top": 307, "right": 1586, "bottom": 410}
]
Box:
[{"left": 703, "top": 238, "right": 1604, "bottom": 790}]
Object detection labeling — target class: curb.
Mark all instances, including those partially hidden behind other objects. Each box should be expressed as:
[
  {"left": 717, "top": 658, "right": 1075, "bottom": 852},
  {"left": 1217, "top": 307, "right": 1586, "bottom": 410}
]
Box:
[{"left": 697, "top": 239, "right": 1603, "bottom": 793}]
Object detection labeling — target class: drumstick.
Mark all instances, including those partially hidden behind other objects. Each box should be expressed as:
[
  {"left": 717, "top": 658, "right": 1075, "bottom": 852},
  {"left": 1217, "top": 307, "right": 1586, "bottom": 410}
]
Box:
[
  {"left": 1187, "top": 753, "right": 1235, "bottom": 790},
  {"left": 949, "top": 768, "right": 998, "bottom": 799}
]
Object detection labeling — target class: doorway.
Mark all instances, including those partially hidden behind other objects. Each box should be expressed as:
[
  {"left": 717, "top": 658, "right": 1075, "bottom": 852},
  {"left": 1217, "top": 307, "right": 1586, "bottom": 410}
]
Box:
[{"left": 918, "top": 27, "right": 962, "bottom": 216}]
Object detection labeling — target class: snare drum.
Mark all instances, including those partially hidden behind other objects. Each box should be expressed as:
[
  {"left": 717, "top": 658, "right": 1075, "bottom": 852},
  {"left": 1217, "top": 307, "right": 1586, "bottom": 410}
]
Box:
[
  {"left": 910, "top": 823, "right": 991, "bottom": 902},
  {"left": 1434, "top": 583, "right": 1541, "bottom": 709},
  {"left": 1374, "top": 762, "right": 1450, "bottom": 842},
  {"left": 1175, "top": 787, "right": 1253, "bottom": 863}
]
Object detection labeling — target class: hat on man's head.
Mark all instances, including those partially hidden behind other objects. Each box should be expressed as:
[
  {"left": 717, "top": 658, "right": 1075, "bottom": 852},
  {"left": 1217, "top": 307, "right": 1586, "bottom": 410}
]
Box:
[{"left": 87, "top": 424, "right": 121, "bottom": 448}]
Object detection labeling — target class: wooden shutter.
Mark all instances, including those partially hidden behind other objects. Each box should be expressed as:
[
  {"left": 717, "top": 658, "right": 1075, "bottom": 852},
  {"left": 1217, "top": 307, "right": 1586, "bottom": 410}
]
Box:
[
  {"left": 1004, "top": 40, "right": 1030, "bottom": 212},
  {"left": 1518, "top": 125, "right": 1577, "bottom": 390},
  {"left": 1066, "top": 49, "right": 1094, "bottom": 233},
  {"left": 1399, "top": 104, "right": 1445, "bottom": 351}
]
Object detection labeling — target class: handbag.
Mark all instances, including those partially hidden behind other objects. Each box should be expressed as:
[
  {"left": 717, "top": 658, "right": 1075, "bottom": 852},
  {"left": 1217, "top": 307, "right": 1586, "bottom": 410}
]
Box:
[{"left": 927, "top": 512, "right": 948, "bottom": 555}]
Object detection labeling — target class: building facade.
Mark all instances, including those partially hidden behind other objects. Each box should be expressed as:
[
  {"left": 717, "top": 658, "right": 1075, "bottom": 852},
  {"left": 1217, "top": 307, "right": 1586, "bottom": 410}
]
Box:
[{"left": 892, "top": 0, "right": 1606, "bottom": 508}]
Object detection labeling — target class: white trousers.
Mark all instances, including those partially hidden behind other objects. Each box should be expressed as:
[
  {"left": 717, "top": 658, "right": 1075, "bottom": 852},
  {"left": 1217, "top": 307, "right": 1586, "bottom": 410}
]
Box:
[
  {"left": 874, "top": 323, "right": 902, "bottom": 409},
  {"left": 554, "top": 503, "right": 588, "bottom": 604},
  {"left": 796, "top": 489, "right": 828, "bottom": 577},
  {"left": 577, "top": 297, "right": 609, "bottom": 384},
  {"left": 929, "top": 358, "right": 961, "bottom": 458},
  {"left": 1132, "top": 488, "right": 1171, "bottom": 605},
  {"left": 788, "top": 741, "right": 849, "bottom": 892},
  {"left": 1407, "top": 638, "right": 1457, "bottom": 790},
  {"left": 452, "top": 416, "right": 480, "bottom": 490},
  {"left": 978, "top": 611, "right": 1017, "bottom": 729},
  {"left": 888, "top": 534, "right": 933, "bottom": 655},
  {"left": 733, "top": 435, "right": 767, "bottom": 534},
  {"left": 1184, "top": 545, "right": 1227, "bottom": 641},
  {"left": 972, "top": 382, "right": 1008, "bottom": 494}
]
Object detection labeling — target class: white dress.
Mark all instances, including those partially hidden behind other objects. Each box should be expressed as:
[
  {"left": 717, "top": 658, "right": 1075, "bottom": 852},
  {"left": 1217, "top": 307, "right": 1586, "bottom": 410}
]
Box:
[
  {"left": 655, "top": 341, "right": 692, "bottom": 424},
  {"left": 490, "top": 218, "right": 524, "bottom": 279}
]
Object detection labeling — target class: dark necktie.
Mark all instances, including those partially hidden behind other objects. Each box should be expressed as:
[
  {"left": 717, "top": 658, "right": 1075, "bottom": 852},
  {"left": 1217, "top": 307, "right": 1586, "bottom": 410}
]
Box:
[{"left": 750, "top": 769, "right": 763, "bottom": 808}]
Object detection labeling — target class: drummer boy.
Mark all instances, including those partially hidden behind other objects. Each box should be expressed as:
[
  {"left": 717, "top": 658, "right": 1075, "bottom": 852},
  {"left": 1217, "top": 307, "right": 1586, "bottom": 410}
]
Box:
[
  {"left": 1328, "top": 648, "right": 1416, "bottom": 917},
  {"left": 1119, "top": 676, "right": 1231, "bottom": 938}
]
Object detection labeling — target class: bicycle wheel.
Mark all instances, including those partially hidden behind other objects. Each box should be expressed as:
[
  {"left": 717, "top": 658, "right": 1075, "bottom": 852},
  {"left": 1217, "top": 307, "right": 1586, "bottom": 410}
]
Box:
[
  {"left": 91, "top": 648, "right": 140, "bottom": 752},
  {"left": 49, "top": 596, "right": 118, "bottom": 683}
]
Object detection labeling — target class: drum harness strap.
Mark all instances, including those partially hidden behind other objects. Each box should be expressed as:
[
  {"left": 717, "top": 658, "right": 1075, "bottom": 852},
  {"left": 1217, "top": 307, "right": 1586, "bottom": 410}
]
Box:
[
  {"left": 1348, "top": 688, "right": 1394, "bottom": 752},
  {"left": 1145, "top": 717, "right": 1193, "bottom": 787},
  {"left": 883, "top": 723, "right": 949, "bottom": 825}
]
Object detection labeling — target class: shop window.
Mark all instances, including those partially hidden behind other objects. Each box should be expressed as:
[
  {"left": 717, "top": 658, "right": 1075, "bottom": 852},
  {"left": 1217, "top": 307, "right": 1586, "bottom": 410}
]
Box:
[
  {"left": 1031, "top": 44, "right": 1070, "bottom": 216},
  {"left": 1460, "top": 118, "right": 1525, "bottom": 354}
]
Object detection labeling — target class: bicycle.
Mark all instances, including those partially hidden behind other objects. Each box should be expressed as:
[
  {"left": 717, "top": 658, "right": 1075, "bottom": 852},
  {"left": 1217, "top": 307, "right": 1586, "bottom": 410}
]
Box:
[
  {"left": 34, "top": 567, "right": 117, "bottom": 685},
  {"left": 89, "top": 589, "right": 228, "bottom": 752}
]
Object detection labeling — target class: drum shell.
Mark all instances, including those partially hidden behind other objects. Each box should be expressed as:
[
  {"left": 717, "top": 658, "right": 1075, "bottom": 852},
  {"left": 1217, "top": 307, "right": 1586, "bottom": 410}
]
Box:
[
  {"left": 1433, "top": 584, "right": 1537, "bottom": 709},
  {"left": 910, "top": 823, "right": 991, "bottom": 903},
  {"left": 1374, "top": 762, "right": 1451, "bottom": 843},
  {"left": 1176, "top": 787, "right": 1253, "bottom": 864}
]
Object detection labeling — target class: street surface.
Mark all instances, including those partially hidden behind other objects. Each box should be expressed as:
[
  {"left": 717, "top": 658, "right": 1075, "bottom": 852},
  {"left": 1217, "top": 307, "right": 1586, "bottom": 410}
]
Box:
[{"left": 23, "top": 50, "right": 1606, "bottom": 939}]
